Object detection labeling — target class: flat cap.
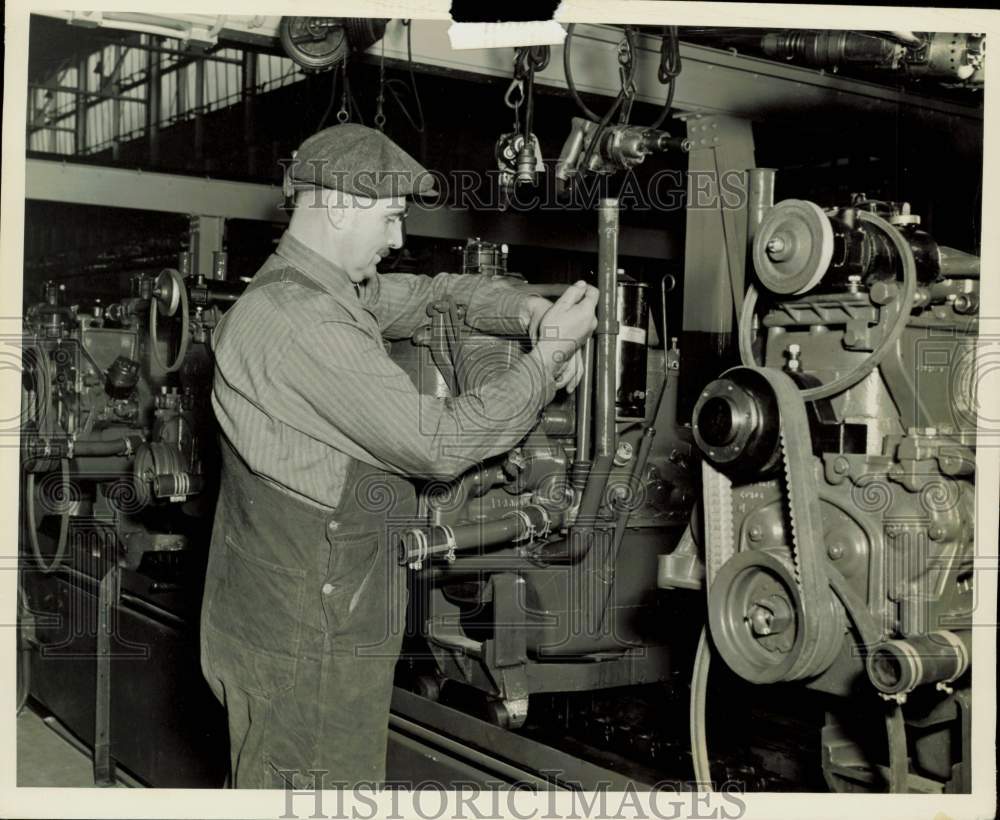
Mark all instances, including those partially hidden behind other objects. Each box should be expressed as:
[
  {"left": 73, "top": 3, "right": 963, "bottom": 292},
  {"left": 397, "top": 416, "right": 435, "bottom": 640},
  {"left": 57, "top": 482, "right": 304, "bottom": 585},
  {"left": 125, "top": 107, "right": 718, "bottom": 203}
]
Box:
[{"left": 289, "top": 123, "right": 437, "bottom": 198}]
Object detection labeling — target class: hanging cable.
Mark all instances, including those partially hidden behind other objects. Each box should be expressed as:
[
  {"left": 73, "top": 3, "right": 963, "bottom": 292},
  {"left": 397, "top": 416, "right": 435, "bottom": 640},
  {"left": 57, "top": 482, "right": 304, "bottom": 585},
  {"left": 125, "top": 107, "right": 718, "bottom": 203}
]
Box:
[
  {"left": 564, "top": 23, "right": 681, "bottom": 131},
  {"left": 563, "top": 23, "right": 612, "bottom": 123},
  {"left": 316, "top": 60, "right": 341, "bottom": 130},
  {"left": 374, "top": 37, "right": 387, "bottom": 130},
  {"left": 650, "top": 26, "right": 681, "bottom": 129},
  {"left": 336, "top": 57, "right": 350, "bottom": 123}
]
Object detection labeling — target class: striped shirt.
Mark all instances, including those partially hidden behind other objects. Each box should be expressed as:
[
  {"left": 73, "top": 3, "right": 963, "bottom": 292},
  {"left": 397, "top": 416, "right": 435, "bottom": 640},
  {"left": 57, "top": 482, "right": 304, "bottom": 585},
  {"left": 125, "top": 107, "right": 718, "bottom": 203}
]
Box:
[{"left": 211, "top": 233, "right": 555, "bottom": 510}]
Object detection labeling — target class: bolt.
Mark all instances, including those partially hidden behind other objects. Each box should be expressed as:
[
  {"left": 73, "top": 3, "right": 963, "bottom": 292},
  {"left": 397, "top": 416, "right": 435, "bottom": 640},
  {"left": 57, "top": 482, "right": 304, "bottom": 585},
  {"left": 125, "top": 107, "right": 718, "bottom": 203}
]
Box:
[
  {"left": 748, "top": 605, "right": 774, "bottom": 636},
  {"left": 833, "top": 456, "right": 850, "bottom": 475},
  {"left": 614, "top": 441, "right": 634, "bottom": 466},
  {"left": 928, "top": 524, "right": 947, "bottom": 541},
  {"left": 786, "top": 343, "right": 801, "bottom": 372},
  {"left": 748, "top": 525, "right": 764, "bottom": 542},
  {"left": 827, "top": 542, "right": 845, "bottom": 560},
  {"left": 766, "top": 236, "right": 786, "bottom": 255}
]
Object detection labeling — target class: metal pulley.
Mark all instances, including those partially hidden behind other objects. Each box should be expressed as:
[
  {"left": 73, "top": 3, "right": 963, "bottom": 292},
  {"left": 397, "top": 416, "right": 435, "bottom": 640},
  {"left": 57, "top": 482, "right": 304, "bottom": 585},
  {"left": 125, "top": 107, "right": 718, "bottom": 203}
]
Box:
[
  {"left": 709, "top": 551, "right": 804, "bottom": 683},
  {"left": 152, "top": 269, "right": 182, "bottom": 316},
  {"left": 278, "top": 17, "right": 388, "bottom": 72},
  {"left": 752, "top": 199, "right": 834, "bottom": 295}
]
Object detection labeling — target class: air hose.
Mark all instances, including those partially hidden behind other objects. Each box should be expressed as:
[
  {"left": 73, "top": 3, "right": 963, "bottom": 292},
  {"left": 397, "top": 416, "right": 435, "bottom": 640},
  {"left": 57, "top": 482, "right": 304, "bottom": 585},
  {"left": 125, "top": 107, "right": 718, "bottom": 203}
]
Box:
[{"left": 564, "top": 23, "right": 678, "bottom": 129}]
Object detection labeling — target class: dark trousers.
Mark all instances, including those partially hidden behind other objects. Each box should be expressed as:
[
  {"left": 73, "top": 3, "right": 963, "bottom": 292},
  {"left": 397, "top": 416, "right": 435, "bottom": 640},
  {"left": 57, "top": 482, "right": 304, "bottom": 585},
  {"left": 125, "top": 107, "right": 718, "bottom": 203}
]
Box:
[{"left": 200, "top": 439, "right": 416, "bottom": 788}]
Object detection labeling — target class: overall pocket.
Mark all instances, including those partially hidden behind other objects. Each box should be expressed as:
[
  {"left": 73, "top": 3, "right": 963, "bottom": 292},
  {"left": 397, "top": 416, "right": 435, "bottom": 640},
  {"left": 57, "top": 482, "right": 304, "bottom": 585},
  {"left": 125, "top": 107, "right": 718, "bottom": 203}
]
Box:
[
  {"left": 206, "top": 534, "right": 307, "bottom": 694},
  {"left": 323, "top": 531, "right": 381, "bottom": 633}
]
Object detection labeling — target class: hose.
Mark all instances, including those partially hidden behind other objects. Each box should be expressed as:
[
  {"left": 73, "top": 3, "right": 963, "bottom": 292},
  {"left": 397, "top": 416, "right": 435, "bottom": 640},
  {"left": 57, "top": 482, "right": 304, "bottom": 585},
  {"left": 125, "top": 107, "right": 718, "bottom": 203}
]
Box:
[
  {"left": 149, "top": 268, "right": 190, "bottom": 373},
  {"left": 690, "top": 627, "right": 713, "bottom": 789},
  {"left": 26, "top": 458, "right": 70, "bottom": 574},
  {"left": 739, "top": 209, "right": 918, "bottom": 401},
  {"left": 563, "top": 23, "right": 605, "bottom": 123},
  {"left": 564, "top": 24, "right": 678, "bottom": 130}
]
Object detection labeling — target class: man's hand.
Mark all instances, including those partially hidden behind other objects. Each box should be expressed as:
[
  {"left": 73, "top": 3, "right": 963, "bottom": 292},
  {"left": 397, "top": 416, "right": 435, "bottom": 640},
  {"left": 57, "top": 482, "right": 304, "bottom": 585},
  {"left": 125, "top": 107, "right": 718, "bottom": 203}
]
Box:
[{"left": 531, "top": 282, "right": 598, "bottom": 393}]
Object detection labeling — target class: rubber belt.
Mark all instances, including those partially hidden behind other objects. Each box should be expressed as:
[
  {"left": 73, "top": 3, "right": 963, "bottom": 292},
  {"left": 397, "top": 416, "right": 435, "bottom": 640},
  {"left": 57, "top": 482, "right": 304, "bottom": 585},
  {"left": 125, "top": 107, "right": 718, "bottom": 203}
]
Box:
[{"left": 93, "top": 563, "right": 119, "bottom": 786}]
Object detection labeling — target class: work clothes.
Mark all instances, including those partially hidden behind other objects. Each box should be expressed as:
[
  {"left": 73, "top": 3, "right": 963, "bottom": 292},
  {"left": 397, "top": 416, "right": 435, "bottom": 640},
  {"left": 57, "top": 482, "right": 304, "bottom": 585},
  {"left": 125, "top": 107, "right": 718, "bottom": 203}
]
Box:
[
  {"left": 201, "top": 433, "right": 416, "bottom": 787},
  {"left": 211, "top": 234, "right": 553, "bottom": 510},
  {"left": 203, "top": 238, "right": 554, "bottom": 787}
]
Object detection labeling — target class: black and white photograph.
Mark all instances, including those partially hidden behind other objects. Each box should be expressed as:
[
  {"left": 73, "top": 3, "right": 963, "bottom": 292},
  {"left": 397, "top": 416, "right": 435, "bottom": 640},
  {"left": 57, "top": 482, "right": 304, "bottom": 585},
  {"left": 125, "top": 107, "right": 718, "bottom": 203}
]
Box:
[{"left": 1, "top": 3, "right": 997, "bottom": 819}]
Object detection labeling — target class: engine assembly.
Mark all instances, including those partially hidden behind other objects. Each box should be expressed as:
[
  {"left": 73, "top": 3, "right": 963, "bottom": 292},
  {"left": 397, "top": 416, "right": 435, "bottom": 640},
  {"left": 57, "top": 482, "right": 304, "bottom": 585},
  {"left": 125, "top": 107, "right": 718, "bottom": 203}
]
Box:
[
  {"left": 15, "top": 16, "right": 987, "bottom": 799},
  {"left": 688, "top": 179, "right": 977, "bottom": 793}
]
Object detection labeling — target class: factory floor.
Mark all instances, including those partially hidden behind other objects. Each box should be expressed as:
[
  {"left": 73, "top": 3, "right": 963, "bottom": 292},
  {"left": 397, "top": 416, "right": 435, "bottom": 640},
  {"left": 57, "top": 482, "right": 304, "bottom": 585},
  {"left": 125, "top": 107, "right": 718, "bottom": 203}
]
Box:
[{"left": 17, "top": 705, "right": 131, "bottom": 787}]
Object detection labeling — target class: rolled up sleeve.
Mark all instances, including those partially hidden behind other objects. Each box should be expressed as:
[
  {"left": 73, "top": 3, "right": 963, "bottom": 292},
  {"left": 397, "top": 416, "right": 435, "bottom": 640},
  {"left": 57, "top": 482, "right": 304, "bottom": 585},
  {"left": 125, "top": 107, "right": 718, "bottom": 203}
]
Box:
[
  {"left": 262, "top": 316, "right": 556, "bottom": 480},
  {"left": 371, "top": 272, "right": 536, "bottom": 340}
]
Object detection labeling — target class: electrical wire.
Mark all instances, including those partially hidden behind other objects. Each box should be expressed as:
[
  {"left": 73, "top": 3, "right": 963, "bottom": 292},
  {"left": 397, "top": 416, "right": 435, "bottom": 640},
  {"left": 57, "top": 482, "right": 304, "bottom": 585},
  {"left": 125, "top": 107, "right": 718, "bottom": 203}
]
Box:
[{"left": 316, "top": 61, "right": 341, "bottom": 130}]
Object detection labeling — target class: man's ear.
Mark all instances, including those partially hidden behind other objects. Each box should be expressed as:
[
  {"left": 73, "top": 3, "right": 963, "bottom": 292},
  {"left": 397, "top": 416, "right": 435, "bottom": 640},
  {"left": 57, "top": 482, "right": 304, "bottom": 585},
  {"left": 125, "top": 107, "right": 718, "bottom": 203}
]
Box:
[{"left": 325, "top": 190, "right": 352, "bottom": 230}]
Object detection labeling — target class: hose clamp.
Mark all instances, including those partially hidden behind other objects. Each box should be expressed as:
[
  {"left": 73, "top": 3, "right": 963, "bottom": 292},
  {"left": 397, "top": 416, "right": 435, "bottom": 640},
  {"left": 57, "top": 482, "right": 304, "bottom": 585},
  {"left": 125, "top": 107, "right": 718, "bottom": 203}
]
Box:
[
  {"left": 407, "top": 528, "right": 429, "bottom": 571},
  {"left": 507, "top": 509, "right": 536, "bottom": 544},
  {"left": 527, "top": 504, "right": 551, "bottom": 539},
  {"left": 434, "top": 524, "right": 458, "bottom": 564}
]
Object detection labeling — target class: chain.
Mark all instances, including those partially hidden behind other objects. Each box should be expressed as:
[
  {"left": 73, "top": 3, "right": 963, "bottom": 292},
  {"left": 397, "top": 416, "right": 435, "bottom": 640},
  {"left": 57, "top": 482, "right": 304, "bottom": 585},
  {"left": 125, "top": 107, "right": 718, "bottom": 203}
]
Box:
[
  {"left": 504, "top": 78, "right": 523, "bottom": 133},
  {"left": 374, "top": 37, "right": 387, "bottom": 130},
  {"left": 336, "top": 57, "right": 349, "bottom": 123},
  {"left": 617, "top": 30, "right": 636, "bottom": 124}
]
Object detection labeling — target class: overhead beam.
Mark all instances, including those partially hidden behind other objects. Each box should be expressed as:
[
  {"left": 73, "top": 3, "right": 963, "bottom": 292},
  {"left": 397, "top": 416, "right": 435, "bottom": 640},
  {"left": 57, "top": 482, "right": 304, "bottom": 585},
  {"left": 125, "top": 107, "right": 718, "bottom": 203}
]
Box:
[
  {"left": 24, "top": 159, "right": 677, "bottom": 260},
  {"left": 32, "top": 14, "right": 981, "bottom": 125}
]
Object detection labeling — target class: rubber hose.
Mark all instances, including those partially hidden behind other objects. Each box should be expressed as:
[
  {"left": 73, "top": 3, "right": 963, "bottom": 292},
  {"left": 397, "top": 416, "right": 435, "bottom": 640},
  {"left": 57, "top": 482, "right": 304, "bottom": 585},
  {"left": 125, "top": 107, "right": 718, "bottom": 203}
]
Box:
[
  {"left": 563, "top": 24, "right": 602, "bottom": 123},
  {"left": 739, "top": 209, "right": 919, "bottom": 401},
  {"left": 149, "top": 268, "right": 190, "bottom": 373},
  {"left": 690, "top": 627, "right": 713, "bottom": 789},
  {"left": 26, "top": 458, "right": 70, "bottom": 574},
  {"left": 650, "top": 27, "right": 679, "bottom": 130}
]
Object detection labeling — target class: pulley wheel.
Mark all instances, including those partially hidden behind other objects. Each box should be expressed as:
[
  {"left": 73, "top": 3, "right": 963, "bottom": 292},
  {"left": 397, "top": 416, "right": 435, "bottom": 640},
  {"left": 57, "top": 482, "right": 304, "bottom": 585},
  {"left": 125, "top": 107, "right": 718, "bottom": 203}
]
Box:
[
  {"left": 279, "top": 17, "right": 349, "bottom": 72},
  {"left": 708, "top": 549, "right": 841, "bottom": 684},
  {"left": 753, "top": 199, "right": 834, "bottom": 295},
  {"left": 153, "top": 269, "right": 181, "bottom": 317}
]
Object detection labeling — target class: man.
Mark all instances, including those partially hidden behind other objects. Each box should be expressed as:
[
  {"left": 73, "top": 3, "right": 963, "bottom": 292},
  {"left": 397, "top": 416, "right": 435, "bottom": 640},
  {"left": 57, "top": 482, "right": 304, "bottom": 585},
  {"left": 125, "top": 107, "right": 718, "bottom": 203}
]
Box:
[{"left": 200, "top": 123, "right": 598, "bottom": 788}]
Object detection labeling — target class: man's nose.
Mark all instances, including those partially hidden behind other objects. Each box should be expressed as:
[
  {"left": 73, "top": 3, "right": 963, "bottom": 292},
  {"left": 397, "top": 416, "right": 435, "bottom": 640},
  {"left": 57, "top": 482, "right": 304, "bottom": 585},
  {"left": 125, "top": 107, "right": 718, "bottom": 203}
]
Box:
[{"left": 388, "top": 220, "right": 405, "bottom": 250}]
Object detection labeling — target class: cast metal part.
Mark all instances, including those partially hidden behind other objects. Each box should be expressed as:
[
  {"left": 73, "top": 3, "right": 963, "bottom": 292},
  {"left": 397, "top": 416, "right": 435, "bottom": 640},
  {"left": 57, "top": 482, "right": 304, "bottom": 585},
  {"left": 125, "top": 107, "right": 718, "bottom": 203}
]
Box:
[
  {"left": 692, "top": 370, "right": 781, "bottom": 476},
  {"left": 752, "top": 199, "right": 834, "bottom": 295}
]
